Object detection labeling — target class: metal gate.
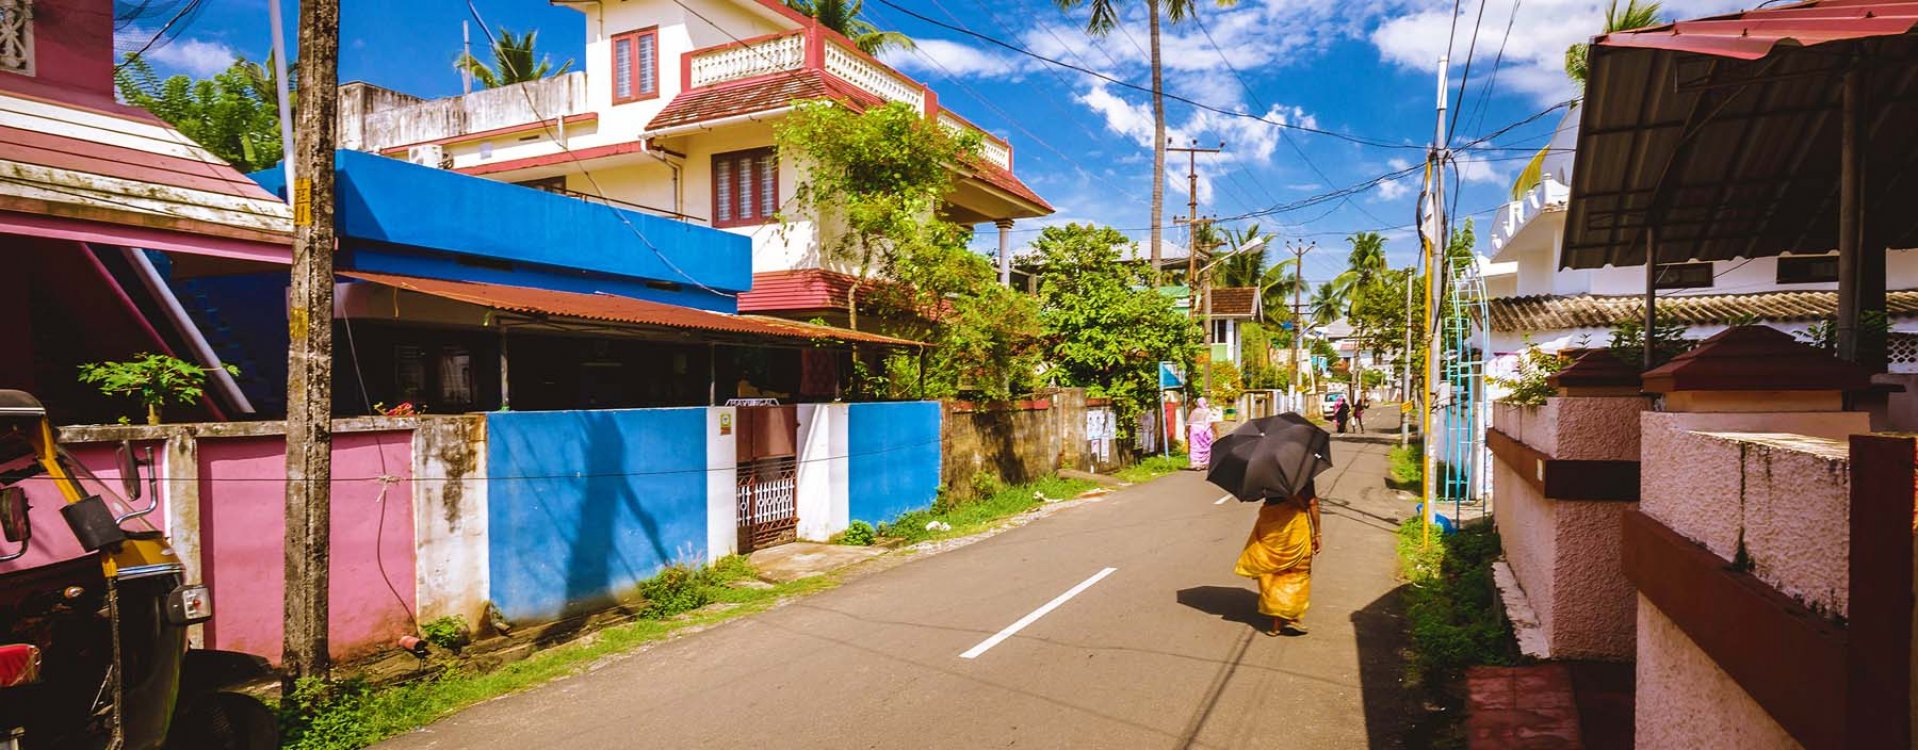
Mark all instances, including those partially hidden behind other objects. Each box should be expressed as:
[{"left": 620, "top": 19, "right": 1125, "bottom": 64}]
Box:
[{"left": 734, "top": 405, "right": 799, "bottom": 553}]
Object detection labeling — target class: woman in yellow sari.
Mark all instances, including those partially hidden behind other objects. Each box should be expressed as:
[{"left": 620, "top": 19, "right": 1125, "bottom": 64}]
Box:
[{"left": 1235, "top": 482, "right": 1321, "bottom": 636}]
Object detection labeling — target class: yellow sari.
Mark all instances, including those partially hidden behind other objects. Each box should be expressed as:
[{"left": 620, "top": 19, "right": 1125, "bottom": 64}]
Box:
[{"left": 1234, "top": 499, "right": 1315, "bottom": 620}]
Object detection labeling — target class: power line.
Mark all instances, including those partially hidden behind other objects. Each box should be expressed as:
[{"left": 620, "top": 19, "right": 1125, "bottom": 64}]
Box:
[
  {"left": 1445, "top": 0, "right": 1493, "bottom": 145},
  {"left": 867, "top": 0, "right": 1429, "bottom": 150},
  {"left": 113, "top": 0, "right": 208, "bottom": 71},
  {"left": 1466, "top": 0, "right": 1522, "bottom": 139}
]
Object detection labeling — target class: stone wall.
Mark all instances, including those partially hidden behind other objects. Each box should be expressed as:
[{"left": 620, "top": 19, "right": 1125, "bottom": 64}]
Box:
[{"left": 941, "top": 388, "right": 1117, "bottom": 498}]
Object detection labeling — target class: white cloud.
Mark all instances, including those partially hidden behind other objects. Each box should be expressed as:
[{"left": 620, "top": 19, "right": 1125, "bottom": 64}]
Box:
[
  {"left": 1369, "top": 0, "right": 1748, "bottom": 104},
  {"left": 145, "top": 36, "right": 240, "bottom": 77},
  {"left": 885, "top": 39, "right": 1024, "bottom": 79},
  {"left": 1073, "top": 81, "right": 1313, "bottom": 206}
]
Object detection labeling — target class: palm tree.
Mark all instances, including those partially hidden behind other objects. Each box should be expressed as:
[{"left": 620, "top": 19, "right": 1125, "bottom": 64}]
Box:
[
  {"left": 237, "top": 51, "right": 294, "bottom": 111},
  {"left": 786, "top": 0, "right": 913, "bottom": 55},
  {"left": 1315, "top": 231, "right": 1390, "bottom": 323},
  {"left": 1564, "top": 1, "right": 1662, "bottom": 87},
  {"left": 456, "top": 28, "right": 573, "bottom": 90},
  {"left": 1055, "top": 0, "right": 1236, "bottom": 284}
]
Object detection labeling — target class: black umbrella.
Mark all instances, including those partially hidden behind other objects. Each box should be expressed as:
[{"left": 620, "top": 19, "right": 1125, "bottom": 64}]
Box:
[{"left": 1206, "top": 413, "right": 1334, "bottom": 502}]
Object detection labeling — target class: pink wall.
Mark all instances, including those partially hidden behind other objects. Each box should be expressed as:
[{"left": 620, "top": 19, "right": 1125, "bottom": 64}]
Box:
[
  {"left": 9, "top": 0, "right": 118, "bottom": 108},
  {"left": 198, "top": 432, "right": 417, "bottom": 662}
]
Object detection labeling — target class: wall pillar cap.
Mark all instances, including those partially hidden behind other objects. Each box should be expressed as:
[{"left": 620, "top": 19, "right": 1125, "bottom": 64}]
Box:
[
  {"left": 1549, "top": 348, "right": 1642, "bottom": 396},
  {"left": 1640, "top": 325, "right": 1875, "bottom": 395}
]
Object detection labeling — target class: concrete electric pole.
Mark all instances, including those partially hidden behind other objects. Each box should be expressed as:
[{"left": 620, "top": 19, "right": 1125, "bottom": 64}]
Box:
[{"left": 284, "top": 0, "right": 340, "bottom": 689}]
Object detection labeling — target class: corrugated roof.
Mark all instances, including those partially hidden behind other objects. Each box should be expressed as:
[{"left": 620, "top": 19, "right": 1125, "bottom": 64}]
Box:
[
  {"left": 341, "top": 270, "right": 921, "bottom": 346},
  {"left": 0, "top": 93, "right": 291, "bottom": 245},
  {"left": 1488, "top": 289, "right": 1918, "bottom": 332},
  {"left": 737, "top": 268, "right": 859, "bottom": 313},
  {"left": 1565, "top": 0, "right": 1918, "bottom": 269}
]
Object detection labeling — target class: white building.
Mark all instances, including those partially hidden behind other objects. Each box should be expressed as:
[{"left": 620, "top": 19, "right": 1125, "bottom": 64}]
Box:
[
  {"left": 1484, "top": 107, "right": 1918, "bottom": 375},
  {"left": 336, "top": 0, "right": 1053, "bottom": 322}
]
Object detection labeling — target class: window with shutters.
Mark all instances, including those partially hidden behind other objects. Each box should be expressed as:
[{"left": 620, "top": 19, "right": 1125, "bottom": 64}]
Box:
[
  {"left": 712, "top": 148, "right": 778, "bottom": 228},
  {"left": 611, "top": 27, "right": 658, "bottom": 104}
]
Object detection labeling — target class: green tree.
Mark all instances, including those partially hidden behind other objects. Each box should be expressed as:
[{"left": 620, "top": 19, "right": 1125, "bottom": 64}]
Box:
[
  {"left": 456, "top": 28, "right": 573, "bottom": 89},
  {"left": 785, "top": 0, "right": 913, "bottom": 55},
  {"left": 115, "top": 54, "right": 282, "bottom": 173},
  {"left": 1564, "top": 1, "right": 1661, "bottom": 86},
  {"left": 1032, "top": 223, "right": 1201, "bottom": 435},
  {"left": 1053, "top": 0, "right": 1237, "bottom": 286},
  {"left": 776, "top": 100, "right": 981, "bottom": 330},
  {"left": 78, "top": 353, "right": 237, "bottom": 425}
]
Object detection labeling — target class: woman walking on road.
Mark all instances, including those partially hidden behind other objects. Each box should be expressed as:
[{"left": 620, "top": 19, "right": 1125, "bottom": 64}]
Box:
[
  {"left": 1332, "top": 397, "right": 1350, "bottom": 434},
  {"left": 1236, "top": 482, "right": 1321, "bottom": 636},
  {"left": 1188, "top": 398, "right": 1217, "bottom": 470}
]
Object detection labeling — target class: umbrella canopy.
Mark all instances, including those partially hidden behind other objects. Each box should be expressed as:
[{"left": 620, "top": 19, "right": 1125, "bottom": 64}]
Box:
[{"left": 1206, "top": 413, "right": 1334, "bottom": 502}]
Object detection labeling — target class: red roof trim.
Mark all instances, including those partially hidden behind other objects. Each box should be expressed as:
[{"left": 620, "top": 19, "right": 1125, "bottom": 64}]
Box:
[{"left": 1598, "top": 0, "right": 1918, "bottom": 60}]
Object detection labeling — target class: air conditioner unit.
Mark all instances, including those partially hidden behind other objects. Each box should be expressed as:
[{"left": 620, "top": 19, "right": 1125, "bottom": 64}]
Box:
[{"left": 407, "top": 144, "right": 446, "bottom": 168}]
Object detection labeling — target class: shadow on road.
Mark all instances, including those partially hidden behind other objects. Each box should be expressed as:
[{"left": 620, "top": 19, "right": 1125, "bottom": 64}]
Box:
[
  {"left": 1175, "top": 585, "right": 1267, "bottom": 630},
  {"left": 1352, "top": 583, "right": 1416, "bottom": 749}
]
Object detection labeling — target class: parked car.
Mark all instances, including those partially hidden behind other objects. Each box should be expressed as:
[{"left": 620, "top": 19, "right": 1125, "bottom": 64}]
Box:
[{"left": 1321, "top": 392, "right": 1346, "bottom": 420}]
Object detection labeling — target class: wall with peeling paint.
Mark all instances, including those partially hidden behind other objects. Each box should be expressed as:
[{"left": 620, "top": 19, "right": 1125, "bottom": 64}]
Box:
[
  {"left": 486, "top": 407, "right": 711, "bottom": 623},
  {"left": 411, "top": 416, "right": 490, "bottom": 628},
  {"left": 847, "top": 402, "right": 941, "bottom": 525}
]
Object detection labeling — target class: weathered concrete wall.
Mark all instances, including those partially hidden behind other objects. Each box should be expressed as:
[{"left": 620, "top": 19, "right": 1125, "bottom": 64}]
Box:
[
  {"left": 410, "top": 416, "right": 489, "bottom": 629},
  {"left": 1493, "top": 455, "right": 1558, "bottom": 643},
  {"left": 344, "top": 74, "right": 589, "bottom": 153},
  {"left": 1636, "top": 594, "right": 1801, "bottom": 750},
  {"left": 940, "top": 388, "right": 1117, "bottom": 498}
]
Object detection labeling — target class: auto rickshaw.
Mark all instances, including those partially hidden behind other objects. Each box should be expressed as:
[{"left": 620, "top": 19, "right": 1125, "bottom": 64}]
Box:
[{"left": 0, "top": 391, "right": 276, "bottom": 749}]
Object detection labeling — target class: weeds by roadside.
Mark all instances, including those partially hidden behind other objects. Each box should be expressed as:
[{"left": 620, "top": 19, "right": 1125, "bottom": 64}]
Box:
[
  {"left": 1395, "top": 517, "right": 1517, "bottom": 748},
  {"left": 279, "top": 556, "right": 828, "bottom": 750},
  {"left": 1388, "top": 443, "right": 1422, "bottom": 490},
  {"left": 880, "top": 474, "right": 1098, "bottom": 544},
  {"left": 1112, "top": 454, "right": 1187, "bottom": 483}
]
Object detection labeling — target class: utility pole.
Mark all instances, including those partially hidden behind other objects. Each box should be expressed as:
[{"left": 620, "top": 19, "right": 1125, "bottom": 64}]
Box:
[
  {"left": 1422, "top": 56, "right": 1449, "bottom": 542},
  {"left": 462, "top": 20, "right": 473, "bottom": 95},
  {"left": 1400, "top": 269, "right": 1414, "bottom": 447},
  {"left": 1170, "top": 141, "right": 1222, "bottom": 404},
  {"left": 284, "top": 0, "right": 340, "bottom": 690},
  {"left": 1286, "top": 240, "right": 1312, "bottom": 413}
]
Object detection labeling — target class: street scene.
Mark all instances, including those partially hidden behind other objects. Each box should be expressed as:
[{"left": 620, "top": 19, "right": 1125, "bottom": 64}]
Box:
[{"left": 1, "top": 0, "right": 1916, "bottom": 747}]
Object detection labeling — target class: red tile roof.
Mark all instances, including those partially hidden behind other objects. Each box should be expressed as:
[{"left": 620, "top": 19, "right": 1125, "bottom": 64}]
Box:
[
  {"left": 1207, "top": 287, "right": 1260, "bottom": 318},
  {"left": 963, "top": 159, "right": 1052, "bottom": 212},
  {"left": 648, "top": 70, "right": 882, "bottom": 131},
  {"left": 342, "top": 270, "right": 921, "bottom": 346},
  {"left": 1488, "top": 290, "right": 1918, "bottom": 332},
  {"left": 738, "top": 268, "right": 860, "bottom": 313}
]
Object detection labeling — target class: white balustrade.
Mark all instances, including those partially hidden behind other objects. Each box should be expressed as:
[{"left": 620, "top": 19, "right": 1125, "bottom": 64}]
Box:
[
  {"left": 822, "top": 41, "right": 924, "bottom": 110},
  {"left": 689, "top": 33, "right": 804, "bottom": 89},
  {"left": 937, "top": 112, "right": 1011, "bottom": 170}
]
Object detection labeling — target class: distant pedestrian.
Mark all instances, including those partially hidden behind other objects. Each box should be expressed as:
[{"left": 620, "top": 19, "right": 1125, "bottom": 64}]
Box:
[
  {"left": 1236, "top": 482, "right": 1321, "bottom": 636},
  {"left": 1352, "top": 399, "right": 1368, "bottom": 433},
  {"left": 1188, "top": 398, "right": 1216, "bottom": 470},
  {"left": 1332, "top": 398, "right": 1350, "bottom": 434}
]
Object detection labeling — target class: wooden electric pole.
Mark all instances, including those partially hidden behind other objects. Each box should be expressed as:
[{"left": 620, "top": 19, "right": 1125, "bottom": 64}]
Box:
[
  {"left": 1170, "top": 141, "right": 1222, "bottom": 403},
  {"left": 1287, "top": 240, "right": 1312, "bottom": 411},
  {"left": 284, "top": 0, "right": 340, "bottom": 689}
]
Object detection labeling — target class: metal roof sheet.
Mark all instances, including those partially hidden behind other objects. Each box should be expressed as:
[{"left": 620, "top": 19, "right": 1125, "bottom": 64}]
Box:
[
  {"left": 1564, "top": 0, "right": 1918, "bottom": 269},
  {"left": 341, "top": 270, "right": 922, "bottom": 346}
]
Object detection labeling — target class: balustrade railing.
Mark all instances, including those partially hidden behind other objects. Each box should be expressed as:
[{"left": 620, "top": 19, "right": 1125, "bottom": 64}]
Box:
[
  {"left": 688, "top": 32, "right": 805, "bottom": 89},
  {"left": 821, "top": 40, "right": 924, "bottom": 110}
]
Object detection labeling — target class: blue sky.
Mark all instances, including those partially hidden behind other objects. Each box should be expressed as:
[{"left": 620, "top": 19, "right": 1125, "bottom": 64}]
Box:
[{"left": 118, "top": 0, "right": 1745, "bottom": 284}]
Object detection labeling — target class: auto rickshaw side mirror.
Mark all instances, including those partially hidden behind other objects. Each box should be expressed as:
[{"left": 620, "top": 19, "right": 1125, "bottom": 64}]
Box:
[
  {"left": 116, "top": 441, "right": 141, "bottom": 501},
  {"left": 0, "top": 486, "right": 28, "bottom": 544},
  {"left": 61, "top": 496, "right": 126, "bottom": 553}
]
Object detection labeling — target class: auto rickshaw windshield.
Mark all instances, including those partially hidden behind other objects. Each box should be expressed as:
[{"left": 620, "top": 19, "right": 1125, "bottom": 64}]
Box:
[{"left": 0, "top": 431, "right": 161, "bottom": 537}]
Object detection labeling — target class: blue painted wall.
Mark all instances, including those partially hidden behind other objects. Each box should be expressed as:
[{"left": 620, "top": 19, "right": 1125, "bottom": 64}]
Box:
[
  {"left": 252, "top": 151, "right": 751, "bottom": 312},
  {"left": 847, "top": 402, "right": 942, "bottom": 524},
  {"left": 486, "top": 408, "right": 710, "bottom": 622}
]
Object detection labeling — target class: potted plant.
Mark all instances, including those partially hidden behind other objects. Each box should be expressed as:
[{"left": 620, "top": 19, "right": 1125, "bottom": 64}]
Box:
[{"left": 77, "top": 354, "right": 238, "bottom": 425}]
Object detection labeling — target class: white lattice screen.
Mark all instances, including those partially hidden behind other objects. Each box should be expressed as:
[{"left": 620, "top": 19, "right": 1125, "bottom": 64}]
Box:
[{"left": 1890, "top": 333, "right": 1918, "bottom": 374}]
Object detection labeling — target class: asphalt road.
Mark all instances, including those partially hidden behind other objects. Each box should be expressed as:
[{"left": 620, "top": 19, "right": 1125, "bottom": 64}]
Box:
[{"left": 379, "top": 427, "right": 1416, "bottom": 750}]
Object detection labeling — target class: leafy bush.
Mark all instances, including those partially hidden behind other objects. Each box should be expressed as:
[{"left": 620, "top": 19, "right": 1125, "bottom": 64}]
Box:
[
  {"left": 1396, "top": 518, "right": 1516, "bottom": 688},
  {"left": 419, "top": 616, "right": 471, "bottom": 651},
  {"left": 1608, "top": 318, "right": 1691, "bottom": 371},
  {"left": 638, "top": 564, "right": 711, "bottom": 619},
  {"left": 1488, "top": 342, "right": 1566, "bottom": 406},
  {"left": 968, "top": 469, "right": 1007, "bottom": 500},
  {"left": 77, "top": 353, "right": 239, "bottom": 425},
  {"left": 839, "top": 520, "right": 877, "bottom": 546}
]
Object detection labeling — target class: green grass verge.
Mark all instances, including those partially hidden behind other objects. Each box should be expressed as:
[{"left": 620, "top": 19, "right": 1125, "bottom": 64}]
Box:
[
  {"left": 280, "top": 557, "right": 834, "bottom": 750},
  {"left": 1111, "top": 454, "right": 1188, "bottom": 484},
  {"left": 879, "top": 474, "right": 1099, "bottom": 545},
  {"left": 1388, "top": 442, "right": 1422, "bottom": 490},
  {"left": 1395, "top": 517, "right": 1518, "bottom": 748}
]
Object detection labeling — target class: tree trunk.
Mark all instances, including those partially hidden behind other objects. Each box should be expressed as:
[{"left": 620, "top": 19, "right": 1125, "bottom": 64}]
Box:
[
  {"left": 1148, "top": 0, "right": 1165, "bottom": 285},
  {"left": 145, "top": 403, "right": 159, "bottom": 426}
]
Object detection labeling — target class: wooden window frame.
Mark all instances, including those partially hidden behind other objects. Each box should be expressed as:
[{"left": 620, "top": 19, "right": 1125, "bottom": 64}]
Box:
[
  {"left": 611, "top": 26, "right": 660, "bottom": 104},
  {"left": 1777, "top": 254, "right": 1840, "bottom": 285},
  {"left": 1653, "top": 261, "right": 1715, "bottom": 290},
  {"left": 711, "top": 147, "right": 779, "bottom": 229}
]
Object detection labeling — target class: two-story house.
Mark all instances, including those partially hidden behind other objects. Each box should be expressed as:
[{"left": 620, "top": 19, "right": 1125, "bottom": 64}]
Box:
[
  {"left": 337, "top": 0, "right": 1054, "bottom": 324},
  {"left": 1484, "top": 107, "right": 1918, "bottom": 378}
]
